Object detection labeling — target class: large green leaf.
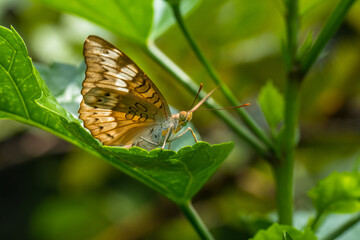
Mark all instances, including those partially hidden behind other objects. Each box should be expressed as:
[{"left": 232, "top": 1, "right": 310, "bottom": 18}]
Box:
[
  {"left": 250, "top": 223, "right": 317, "bottom": 240},
  {"left": 308, "top": 171, "right": 360, "bottom": 214},
  {"left": 34, "top": 0, "right": 201, "bottom": 44},
  {"left": 0, "top": 26, "right": 233, "bottom": 203}
]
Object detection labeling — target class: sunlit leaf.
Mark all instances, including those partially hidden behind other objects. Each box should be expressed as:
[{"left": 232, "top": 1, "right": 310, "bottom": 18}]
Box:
[
  {"left": 34, "top": 0, "right": 202, "bottom": 44},
  {"left": 250, "top": 223, "right": 317, "bottom": 240},
  {"left": 0, "top": 26, "right": 233, "bottom": 203},
  {"left": 308, "top": 171, "right": 360, "bottom": 214}
]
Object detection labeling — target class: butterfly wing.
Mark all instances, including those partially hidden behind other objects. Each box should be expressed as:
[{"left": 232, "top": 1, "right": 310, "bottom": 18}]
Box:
[{"left": 79, "top": 35, "right": 171, "bottom": 146}]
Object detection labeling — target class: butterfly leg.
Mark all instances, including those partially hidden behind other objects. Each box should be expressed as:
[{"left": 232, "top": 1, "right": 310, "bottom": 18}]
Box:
[
  {"left": 188, "top": 127, "right": 198, "bottom": 142},
  {"left": 161, "top": 125, "right": 173, "bottom": 150},
  {"left": 139, "top": 137, "right": 158, "bottom": 146},
  {"left": 169, "top": 127, "right": 198, "bottom": 142}
]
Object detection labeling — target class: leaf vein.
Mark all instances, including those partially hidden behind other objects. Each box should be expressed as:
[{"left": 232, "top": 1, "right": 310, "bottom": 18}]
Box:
[
  {"left": 17, "top": 73, "right": 33, "bottom": 88},
  {"left": 0, "top": 63, "right": 31, "bottom": 119},
  {"left": 7, "top": 48, "right": 16, "bottom": 72}
]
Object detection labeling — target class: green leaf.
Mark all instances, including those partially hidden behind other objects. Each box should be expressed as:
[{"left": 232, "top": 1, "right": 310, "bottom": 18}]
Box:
[
  {"left": 0, "top": 26, "right": 81, "bottom": 148},
  {"left": 258, "top": 81, "right": 284, "bottom": 134},
  {"left": 308, "top": 171, "right": 360, "bottom": 214},
  {"left": 297, "top": 32, "right": 313, "bottom": 61},
  {"left": 34, "top": 0, "right": 201, "bottom": 44},
  {"left": 35, "top": 62, "right": 85, "bottom": 116},
  {"left": 105, "top": 142, "right": 233, "bottom": 203},
  {"left": 283, "top": 231, "right": 294, "bottom": 240},
  {"left": 0, "top": 26, "right": 233, "bottom": 203},
  {"left": 250, "top": 223, "right": 317, "bottom": 240}
]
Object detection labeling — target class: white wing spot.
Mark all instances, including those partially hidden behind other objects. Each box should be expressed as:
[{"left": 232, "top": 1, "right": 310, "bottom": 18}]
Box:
[
  {"left": 99, "top": 79, "right": 127, "bottom": 87},
  {"left": 106, "top": 117, "right": 115, "bottom": 121},
  {"left": 102, "top": 58, "right": 117, "bottom": 68},
  {"left": 103, "top": 66, "right": 133, "bottom": 81},
  {"left": 104, "top": 70, "right": 133, "bottom": 81},
  {"left": 122, "top": 66, "right": 137, "bottom": 77},
  {"left": 111, "top": 47, "right": 122, "bottom": 55},
  {"left": 127, "top": 64, "right": 138, "bottom": 74},
  {"left": 95, "top": 83, "right": 129, "bottom": 92},
  {"left": 88, "top": 40, "right": 103, "bottom": 48},
  {"left": 113, "top": 79, "right": 127, "bottom": 87},
  {"left": 88, "top": 47, "right": 120, "bottom": 59}
]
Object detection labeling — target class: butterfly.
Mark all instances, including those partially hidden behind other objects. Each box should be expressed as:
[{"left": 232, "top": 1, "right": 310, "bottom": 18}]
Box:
[{"left": 79, "top": 36, "right": 249, "bottom": 151}]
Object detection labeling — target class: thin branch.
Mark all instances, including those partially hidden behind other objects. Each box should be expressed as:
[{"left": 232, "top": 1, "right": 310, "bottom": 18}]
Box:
[
  {"left": 322, "top": 213, "right": 360, "bottom": 240},
  {"left": 300, "top": 0, "right": 356, "bottom": 74},
  {"left": 310, "top": 211, "right": 325, "bottom": 232},
  {"left": 178, "top": 201, "right": 215, "bottom": 240}
]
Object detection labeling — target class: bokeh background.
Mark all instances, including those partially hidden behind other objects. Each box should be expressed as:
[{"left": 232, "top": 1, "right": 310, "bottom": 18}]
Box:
[{"left": 1, "top": 0, "right": 360, "bottom": 239}]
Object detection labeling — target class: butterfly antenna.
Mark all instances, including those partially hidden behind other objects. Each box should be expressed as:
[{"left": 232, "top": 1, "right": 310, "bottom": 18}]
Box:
[
  {"left": 194, "top": 103, "right": 251, "bottom": 112},
  {"left": 188, "top": 83, "right": 204, "bottom": 111},
  {"left": 188, "top": 85, "right": 250, "bottom": 112},
  {"left": 189, "top": 86, "right": 219, "bottom": 112}
]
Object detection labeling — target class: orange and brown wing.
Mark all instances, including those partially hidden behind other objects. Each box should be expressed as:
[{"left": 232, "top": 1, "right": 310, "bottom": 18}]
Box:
[
  {"left": 79, "top": 35, "right": 170, "bottom": 146},
  {"left": 81, "top": 35, "right": 170, "bottom": 118}
]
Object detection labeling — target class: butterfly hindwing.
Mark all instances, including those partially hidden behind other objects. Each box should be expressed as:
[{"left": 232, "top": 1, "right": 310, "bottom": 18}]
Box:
[
  {"left": 79, "top": 102, "right": 155, "bottom": 146},
  {"left": 79, "top": 35, "right": 171, "bottom": 146}
]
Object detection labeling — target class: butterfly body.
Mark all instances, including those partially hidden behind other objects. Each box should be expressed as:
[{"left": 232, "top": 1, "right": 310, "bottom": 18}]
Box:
[
  {"left": 79, "top": 36, "right": 197, "bottom": 151},
  {"left": 131, "top": 111, "right": 194, "bottom": 150}
]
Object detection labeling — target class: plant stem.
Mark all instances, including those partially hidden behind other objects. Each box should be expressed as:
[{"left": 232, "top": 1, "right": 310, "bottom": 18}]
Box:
[
  {"left": 310, "top": 211, "right": 325, "bottom": 232},
  {"left": 168, "top": 3, "right": 274, "bottom": 151},
  {"left": 144, "top": 42, "right": 269, "bottom": 158},
  {"left": 275, "top": 0, "right": 356, "bottom": 226},
  {"left": 276, "top": 70, "right": 300, "bottom": 226},
  {"left": 274, "top": 0, "right": 300, "bottom": 226},
  {"left": 301, "top": 0, "right": 356, "bottom": 74},
  {"left": 322, "top": 213, "right": 360, "bottom": 240},
  {"left": 178, "top": 201, "right": 215, "bottom": 240},
  {"left": 285, "top": 0, "right": 299, "bottom": 67}
]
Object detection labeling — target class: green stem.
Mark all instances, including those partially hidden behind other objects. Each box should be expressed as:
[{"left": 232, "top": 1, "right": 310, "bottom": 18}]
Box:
[
  {"left": 144, "top": 42, "right": 269, "bottom": 158},
  {"left": 322, "top": 213, "right": 360, "bottom": 240},
  {"left": 168, "top": 2, "right": 274, "bottom": 151},
  {"left": 178, "top": 201, "right": 215, "bottom": 240},
  {"left": 285, "top": 0, "right": 299, "bottom": 67},
  {"left": 301, "top": 0, "right": 356, "bottom": 74},
  {"left": 310, "top": 211, "right": 325, "bottom": 232},
  {"left": 276, "top": 73, "right": 300, "bottom": 226},
  {"left": 273, "top": 0, "right": 300, "bottom": 226}
]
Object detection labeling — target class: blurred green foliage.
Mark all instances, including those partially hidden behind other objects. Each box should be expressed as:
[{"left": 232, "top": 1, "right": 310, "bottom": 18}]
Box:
[
  {"left": 250, "top": 223, "right": 316, "bottom": 240},
  {"left": 1, "top": 0, "right": 360, "bottom": 239},
  {"left": 309, "top": 172, "right": 360, "bottom": 214}
]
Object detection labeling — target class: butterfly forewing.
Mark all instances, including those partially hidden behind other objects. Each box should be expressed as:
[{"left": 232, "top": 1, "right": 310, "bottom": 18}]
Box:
[{"left": 79, "top": 35, "right": 171, "bottom": 146}]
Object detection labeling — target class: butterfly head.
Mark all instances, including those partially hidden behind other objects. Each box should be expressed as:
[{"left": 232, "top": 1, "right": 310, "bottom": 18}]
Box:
[
  {"left": 179, "top": 111, "right": 193, "bottom": 126},
  {"left": 171, "top": 110, "right": 193, "bottom": 134}
]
